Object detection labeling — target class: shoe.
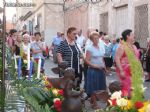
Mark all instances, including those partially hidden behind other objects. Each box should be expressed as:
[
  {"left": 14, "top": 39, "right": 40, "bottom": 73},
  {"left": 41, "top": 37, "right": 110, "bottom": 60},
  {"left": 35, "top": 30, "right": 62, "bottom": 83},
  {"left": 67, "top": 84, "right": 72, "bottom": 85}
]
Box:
[{"left": 145, "top": 79, "right": 150, "bottom": 82}]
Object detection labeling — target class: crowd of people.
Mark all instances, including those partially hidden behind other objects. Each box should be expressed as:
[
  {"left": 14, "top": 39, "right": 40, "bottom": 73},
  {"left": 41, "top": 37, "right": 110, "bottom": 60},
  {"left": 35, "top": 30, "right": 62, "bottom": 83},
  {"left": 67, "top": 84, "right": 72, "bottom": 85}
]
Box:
[
  {"left": 51, "top": 27, "right": 150, "bottom": 98},
  {"left": 6, "top": 27, "right": 150, "bottom": 108},
  {"left": 7, "top": 29, "right": 48, "bottom": 73}
]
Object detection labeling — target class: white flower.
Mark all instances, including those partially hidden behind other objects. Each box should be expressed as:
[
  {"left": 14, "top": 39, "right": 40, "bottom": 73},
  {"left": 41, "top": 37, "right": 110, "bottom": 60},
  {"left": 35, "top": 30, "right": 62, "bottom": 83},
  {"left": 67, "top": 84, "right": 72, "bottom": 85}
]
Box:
[
  {"left": 146, "top": 104, "right": 150, "bottom": 112},
  {"left": 110, "top": 91, "right": 122, "bottom": 100},
  {"left": 52, "top": 89, "right": 58, "bottom": 95},
  {"left": 53, "top": 98, "right": 60, "bottom": 103},
  {"left": 116, "top": 98, "right": 128, "bottom": 107},
  {"left": 23, "top": 60, "right": 27, "bottom": 64}
]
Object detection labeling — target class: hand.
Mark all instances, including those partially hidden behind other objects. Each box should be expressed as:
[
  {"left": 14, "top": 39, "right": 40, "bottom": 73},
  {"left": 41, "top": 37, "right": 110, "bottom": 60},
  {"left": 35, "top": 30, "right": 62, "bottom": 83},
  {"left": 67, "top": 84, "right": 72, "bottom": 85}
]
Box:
[
  {"left": 92, "top": 64, "right": 100, "bottom": 69},
  {"left": 80, "top": 89, "right": 84, "bottom": 95},
  {"left": 80, "top": 89, "right": 84, "bottom": 93}
]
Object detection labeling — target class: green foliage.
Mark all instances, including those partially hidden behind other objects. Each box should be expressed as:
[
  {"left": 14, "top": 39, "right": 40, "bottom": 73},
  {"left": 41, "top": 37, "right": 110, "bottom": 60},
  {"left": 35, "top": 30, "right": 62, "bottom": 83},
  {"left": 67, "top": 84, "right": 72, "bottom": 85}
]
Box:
[
  {"left": 4, "top": 46, "right": 54, "bottom": 112},
  {"left": 23, "top": 87, "right": 51, "bottom": 112},
  {"left": 123, "top": 41, "right": 143, "bottom": 104},
  {"left": 0, "top": 38, "right": 5, "bottom": 111}
]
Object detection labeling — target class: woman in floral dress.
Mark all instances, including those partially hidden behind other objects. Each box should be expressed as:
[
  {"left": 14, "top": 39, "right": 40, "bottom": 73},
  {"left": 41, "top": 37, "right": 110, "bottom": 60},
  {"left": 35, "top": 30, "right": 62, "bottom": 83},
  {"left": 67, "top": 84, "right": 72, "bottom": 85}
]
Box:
[{"left": 115, "top": 29, "right": 139, "bottom": 97}]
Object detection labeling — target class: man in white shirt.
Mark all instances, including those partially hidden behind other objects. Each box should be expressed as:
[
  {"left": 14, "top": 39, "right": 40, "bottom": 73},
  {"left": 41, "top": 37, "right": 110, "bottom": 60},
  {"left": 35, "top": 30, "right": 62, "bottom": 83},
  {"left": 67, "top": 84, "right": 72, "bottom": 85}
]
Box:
[{"left": 76, "top": 30, "right": 86, "bottom": 50}]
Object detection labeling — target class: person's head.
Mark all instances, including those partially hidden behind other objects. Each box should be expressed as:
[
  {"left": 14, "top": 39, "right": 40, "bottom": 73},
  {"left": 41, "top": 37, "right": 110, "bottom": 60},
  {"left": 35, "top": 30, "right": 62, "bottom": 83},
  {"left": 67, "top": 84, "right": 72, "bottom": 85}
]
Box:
[
  {"left": 103, "top": 32, "right": 107, "bottom": 36},
  {"left": 111, "top": 38, "right": 117, "bottom": 44},
  {"left": 6, "top": 32, "right": 9, "bottom": 37},
  {"left": 99, "top": 31, "right": 104, "bottom": 40},
  {"left": 9, "top": 29, "right": 17, "bottom": 37},
  {"left": 95, "top": 29, "right": 99, "bottom": 32},
  {"left": 23, "top": 34, "right": 30, "bottom": 43},
  {"left": 61, "top": 33, "right": 64, "bottom": 38},
  {"left": 57, "top": 32, "right": 61, "bottom": 37},
  {"left": 31, "top": 35, "right": 35, "bottom": 41},
  {"left": 16, "top": 34, "right": 22, "bottom": 43},
  {"left": 87, "top": 28, "right": 95, "bottom": 39},
  {"left": 104, "top": 35, "right": 110, "bottom": 44},
  {"left": 122, "top": 29, "right": 134, "bottom": 43},
  {"left": 34, "top": 32, "right": 41, "bottom": 41},
  {"left": 116, "top": 38, "right": 120, "bottom": 43},
  {"left": 99, "top": 31, "right": 103, "bottom": 36},
  {"left": 67, "top": 27, "right": 77, "bottom": 41},
  {"left": 89, "top": 31, "right": 100, "bottom": 45},
  {"left": 78, "top": 29, "right": 82, "bottom": 36},
  {"left": 134, "top": 41, "right": 140, "bottom": 49},
  {"left": 63, "top": 68, "right": 75, "bottom": 80}
]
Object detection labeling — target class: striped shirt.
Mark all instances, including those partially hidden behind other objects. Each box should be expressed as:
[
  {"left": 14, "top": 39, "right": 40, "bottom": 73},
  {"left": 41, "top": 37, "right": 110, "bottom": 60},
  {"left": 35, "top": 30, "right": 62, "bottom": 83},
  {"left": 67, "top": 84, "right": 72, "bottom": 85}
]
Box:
[{"left": 57, "top": 39, "right": 81, "bottom": 73}]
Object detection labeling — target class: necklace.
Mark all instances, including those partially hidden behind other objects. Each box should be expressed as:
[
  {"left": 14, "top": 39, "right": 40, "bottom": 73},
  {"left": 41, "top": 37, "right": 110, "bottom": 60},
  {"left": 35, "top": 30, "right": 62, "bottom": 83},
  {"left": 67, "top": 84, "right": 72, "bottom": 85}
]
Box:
[
  {"left": 126, "top": 43, "right": 136, "bottom": 55},
  {"left": 66, "top": 38, "right": 75, "bottom": 45}
]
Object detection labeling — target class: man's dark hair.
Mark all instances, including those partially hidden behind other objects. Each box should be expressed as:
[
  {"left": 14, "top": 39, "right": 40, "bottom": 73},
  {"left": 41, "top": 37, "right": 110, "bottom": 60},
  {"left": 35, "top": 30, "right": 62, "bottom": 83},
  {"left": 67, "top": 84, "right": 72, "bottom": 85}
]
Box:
[
  {"left": 67, "top": 27, "right": 77, "bottom": 35},
  {"left": 9, "top": 29, "right": 17, "bottom": 36},
  {"left": 22, "top": 31, "right": 27, "bottom": 36},
  {"left": 103, "top": 32, "right": 107, "bottom": 36},
  {"left": 34, "top": 32, "right": 41, "bottom": 37},
  {"left": 116, "top": 38, "right": 120, "bottom": 43},
  {"left": 99, "top": 31, "right": 103, "bottom": 36},
  {"left": 122, "top": 29, "right": 132, "bottom": 41},
  {"left": 95, "top": 29, "right": 99, "bottom": 32}
]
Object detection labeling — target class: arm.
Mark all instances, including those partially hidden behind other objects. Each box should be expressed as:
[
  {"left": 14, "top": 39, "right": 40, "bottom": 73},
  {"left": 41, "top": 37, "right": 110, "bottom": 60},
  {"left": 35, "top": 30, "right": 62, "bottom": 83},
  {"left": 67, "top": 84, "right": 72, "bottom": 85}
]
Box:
[
  {"left": 57, "top": 42, "right": 63, "bottom": 63},
  {"left": 31, "top": 43, "right": 43, "bottom": 54},
  {"left": 37, "top": 42, "right": 46, "bottom": 51},
  {"left": 115, "top": 45, "right": 125, "bottom": 78},
  {"left": 85, "top": 50, "right": 101, "bottom": 69},
  {"left": 31, "top": 48, "right": 42, "bottom": 54},
  {"left": 65, "top": 81, "right": 82, "bottom": 97},
  {"left": 57, "top": 53, "right": 63, "bottom": 63}
]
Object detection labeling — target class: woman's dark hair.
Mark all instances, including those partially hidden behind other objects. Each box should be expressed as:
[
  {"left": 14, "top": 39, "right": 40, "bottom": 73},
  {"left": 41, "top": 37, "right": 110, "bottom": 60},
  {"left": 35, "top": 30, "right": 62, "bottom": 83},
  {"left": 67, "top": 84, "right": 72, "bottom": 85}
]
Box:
[
  {"left": 34, "top": 32, "right": 41, "bottom": 37},
  {"left": 122, "top": 29, "right": 132, "bottom": 41},
  {"left": 9, "top": 29, "right": 17, "bottom": 36},
  {"left": 67, "top": 27, "right": 77, "bottom": 35},
  {"left": 134, "top": 41, "right": 140, "bottom": 49}
]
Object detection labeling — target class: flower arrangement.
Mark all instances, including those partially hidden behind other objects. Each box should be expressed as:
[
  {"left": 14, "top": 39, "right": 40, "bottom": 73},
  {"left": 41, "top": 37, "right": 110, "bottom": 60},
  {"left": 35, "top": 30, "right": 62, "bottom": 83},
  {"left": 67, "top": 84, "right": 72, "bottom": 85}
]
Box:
[
  {"left": 108, "top": 91, "right": 150, "bottom": 112},
  {"left": 21, "top": 53, "right": 28, "bottom": 76},
  {"left": 95, "top": 41, "right": 150, "bottom": 112},
  {"left": 44, "top": 76, "right": 64, "bottom": 112}
]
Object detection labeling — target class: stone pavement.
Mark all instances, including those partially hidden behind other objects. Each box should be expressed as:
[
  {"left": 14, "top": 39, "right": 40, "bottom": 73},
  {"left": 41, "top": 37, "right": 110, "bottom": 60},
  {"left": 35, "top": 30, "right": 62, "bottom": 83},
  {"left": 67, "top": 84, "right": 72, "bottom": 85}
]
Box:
[{"left": 44, "top": 58, "right": 150, "bottom": 111}]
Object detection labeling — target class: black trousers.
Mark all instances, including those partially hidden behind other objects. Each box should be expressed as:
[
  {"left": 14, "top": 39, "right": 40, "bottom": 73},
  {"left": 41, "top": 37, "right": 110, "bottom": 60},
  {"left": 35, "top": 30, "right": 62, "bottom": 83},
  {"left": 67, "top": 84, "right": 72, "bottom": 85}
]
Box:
[{"left": 75, "top": 65, "right": 83, "bottom": 89}]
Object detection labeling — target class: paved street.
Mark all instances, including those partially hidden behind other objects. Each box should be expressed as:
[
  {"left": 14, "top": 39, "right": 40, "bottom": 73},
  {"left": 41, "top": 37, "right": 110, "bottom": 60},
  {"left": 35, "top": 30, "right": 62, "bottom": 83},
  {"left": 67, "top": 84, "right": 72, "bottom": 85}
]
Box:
[{"left": 44, "top": 58, "right": 150, "bottom": 111}]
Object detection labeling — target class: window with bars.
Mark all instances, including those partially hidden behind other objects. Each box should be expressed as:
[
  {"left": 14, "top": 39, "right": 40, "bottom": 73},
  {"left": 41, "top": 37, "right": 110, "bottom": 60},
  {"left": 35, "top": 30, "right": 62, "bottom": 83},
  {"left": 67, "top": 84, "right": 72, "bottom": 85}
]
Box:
[
  {"left": 134, "top": 4, "right": 148, "bottom": 48},
  {"left": 116, "top": 6, "right": 128, "bottom": 37},
  {"left": 99, "top": 12, "right": 108, "bottom": 33}
]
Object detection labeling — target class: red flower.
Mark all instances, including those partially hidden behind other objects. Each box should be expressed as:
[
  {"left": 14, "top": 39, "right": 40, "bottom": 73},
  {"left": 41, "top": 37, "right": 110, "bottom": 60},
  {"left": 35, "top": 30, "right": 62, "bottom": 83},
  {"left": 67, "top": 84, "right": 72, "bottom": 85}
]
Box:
[
  {"left": 54, "top": 100, "right": 62, "bottom": 112},
  {"left": 46, "top": 84, "right": 51, "bottom": 89},
  {"left": 111, "top": 99, "right": 117, "bottom": 106},
  {"left": 135, "top": 101, "right": 144, "bottom": 109},
  {"left": 58, "top": 89, "right": 64, "bottom": 96}
]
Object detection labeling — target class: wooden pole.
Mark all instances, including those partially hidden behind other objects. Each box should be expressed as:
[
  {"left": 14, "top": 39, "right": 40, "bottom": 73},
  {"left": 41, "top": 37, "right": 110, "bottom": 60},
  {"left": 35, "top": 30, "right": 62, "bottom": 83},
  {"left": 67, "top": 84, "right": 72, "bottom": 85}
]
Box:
[{"left": 1, "top": 0, "right": 6, "bottom": 111}]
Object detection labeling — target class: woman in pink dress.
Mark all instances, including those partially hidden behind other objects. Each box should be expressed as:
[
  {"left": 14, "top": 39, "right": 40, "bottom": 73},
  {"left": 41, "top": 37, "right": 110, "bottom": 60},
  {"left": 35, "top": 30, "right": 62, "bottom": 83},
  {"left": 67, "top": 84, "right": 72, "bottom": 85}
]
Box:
[{"left": 115, "top": 29, "right": 139, "bottom": 97}]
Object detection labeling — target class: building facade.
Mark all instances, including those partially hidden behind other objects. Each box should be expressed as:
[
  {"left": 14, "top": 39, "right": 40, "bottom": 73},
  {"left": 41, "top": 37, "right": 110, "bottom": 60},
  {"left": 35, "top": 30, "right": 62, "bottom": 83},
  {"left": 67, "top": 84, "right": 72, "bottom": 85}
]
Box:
[
  {"left": 16, "top": 0, "right": 150, "bottom": 48},
  {"left": 16, "top": 0, "right": 64, "bottom": 46},
  {"left": 64, "top": 0, "right": 150, "bottom": 48}
]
